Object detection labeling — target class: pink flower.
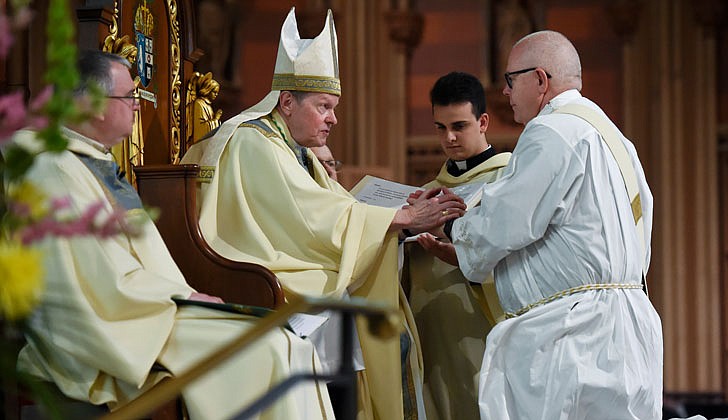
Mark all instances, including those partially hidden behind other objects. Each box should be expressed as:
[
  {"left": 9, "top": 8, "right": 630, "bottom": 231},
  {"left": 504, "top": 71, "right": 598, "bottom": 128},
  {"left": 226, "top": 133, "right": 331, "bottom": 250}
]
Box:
[
  {"left": 12, "top": 7, "right": 35, "bottom": 29},
  {"left": 26, "top": 85, "right": 52, "bottom": 130},
  {"left": 77, "top": 201, "right": 105, "bottom": 226},
  {"left": 29, "top": 86, "right": 53, "bottom": 112},
  {"left": 0, "top": 91, "right": 28, "bottom": 142},
  {"left": 97, "top": 209, "right": 130, "bottom": 237},
  {"left": 0, "top": 7, "right": 35, "bottom": 59},
  {"left": 50, "top": 196, "right": 71, "bottom": 210},
  {"left": 0, "top": 85, "right": 53, "bottom": 143},
  {"left": 17, "top": 199, "right": 145, "bottom": 245}
]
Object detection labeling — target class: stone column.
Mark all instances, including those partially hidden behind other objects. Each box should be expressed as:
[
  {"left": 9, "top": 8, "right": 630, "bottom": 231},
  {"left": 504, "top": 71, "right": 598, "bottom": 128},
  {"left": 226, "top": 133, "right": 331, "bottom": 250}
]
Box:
[
  {"left": 613, "top": 0, "right": 724, "bottom": 394},
  {"left": 385, "top": 5, "right": 423, "bottom": 181},
  {"left": 325, "top": 0, "right": 422, "bottom": 188}
]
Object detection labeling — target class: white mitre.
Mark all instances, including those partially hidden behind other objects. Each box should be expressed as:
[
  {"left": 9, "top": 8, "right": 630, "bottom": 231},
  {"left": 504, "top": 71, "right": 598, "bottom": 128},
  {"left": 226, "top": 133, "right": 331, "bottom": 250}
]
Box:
[{"left": 183, "top": 7, "right": 340, "bottom": 168}]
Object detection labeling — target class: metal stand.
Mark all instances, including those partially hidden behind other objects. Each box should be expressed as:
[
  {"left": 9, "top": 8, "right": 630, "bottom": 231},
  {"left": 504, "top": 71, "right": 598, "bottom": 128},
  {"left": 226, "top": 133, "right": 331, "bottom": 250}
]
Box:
[{"left": 234, "top": 312, "right": 358, "bottom": 419}]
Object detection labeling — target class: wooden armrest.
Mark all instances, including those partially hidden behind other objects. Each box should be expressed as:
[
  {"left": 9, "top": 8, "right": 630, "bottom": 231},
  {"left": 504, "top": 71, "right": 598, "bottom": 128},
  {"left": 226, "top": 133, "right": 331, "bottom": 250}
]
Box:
[{"left": 134, "top": 164, "right": 284, "bottom": 309}]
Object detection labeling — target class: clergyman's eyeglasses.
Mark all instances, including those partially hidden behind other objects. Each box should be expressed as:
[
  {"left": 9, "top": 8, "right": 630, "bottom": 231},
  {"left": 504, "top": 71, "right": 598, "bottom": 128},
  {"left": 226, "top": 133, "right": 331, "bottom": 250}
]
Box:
[
  {"left": 107, "top": 94, "right": 141, "bottom": 106},
  {"left": 504, "top": 67, "right": 552, "bottom": 89}
]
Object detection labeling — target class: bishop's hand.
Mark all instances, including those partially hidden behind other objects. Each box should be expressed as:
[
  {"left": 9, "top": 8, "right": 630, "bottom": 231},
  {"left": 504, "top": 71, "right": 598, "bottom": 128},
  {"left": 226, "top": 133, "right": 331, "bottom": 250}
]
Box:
[{"left": 393, "top": 187, "right": 465, "bottom": 234}]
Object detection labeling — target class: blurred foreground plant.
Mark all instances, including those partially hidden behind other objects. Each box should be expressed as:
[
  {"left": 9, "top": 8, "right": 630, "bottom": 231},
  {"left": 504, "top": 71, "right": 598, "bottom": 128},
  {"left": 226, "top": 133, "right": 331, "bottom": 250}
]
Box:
[
  {"left": 0, "top": 0, "right": 144, "bottom": 417},
  {"left": 0, "top": 0, "right": 79, "bottom": 323}
]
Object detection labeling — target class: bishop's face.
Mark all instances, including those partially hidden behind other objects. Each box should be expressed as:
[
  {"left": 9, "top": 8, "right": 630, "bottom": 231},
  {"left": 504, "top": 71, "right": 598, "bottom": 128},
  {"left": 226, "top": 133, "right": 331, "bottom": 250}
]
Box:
[
  {"left": 433, "top": 102, "right": 490, "bottom": 161},
  {"left": 285, "top": 92, "right": 339, "bottom": 148}
]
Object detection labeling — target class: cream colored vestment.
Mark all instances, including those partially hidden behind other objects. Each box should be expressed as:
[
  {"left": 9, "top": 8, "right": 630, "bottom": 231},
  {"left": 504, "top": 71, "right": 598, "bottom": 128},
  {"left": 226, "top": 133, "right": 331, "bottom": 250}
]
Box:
[
  {"left": 184, "top": 110, "right": 420, "bottom": 419},
  {"left": 11, "top": 129, "right": 333, "bottom": 420},
  {"left": 404, "top": 152, "right": 510, "bottom": 420}
]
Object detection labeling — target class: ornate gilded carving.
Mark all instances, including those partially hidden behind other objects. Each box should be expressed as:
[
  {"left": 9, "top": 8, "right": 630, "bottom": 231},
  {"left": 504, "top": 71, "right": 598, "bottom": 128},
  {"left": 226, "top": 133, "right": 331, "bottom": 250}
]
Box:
[
  {"left": 108, "top": 0, "right": 119, "bottom": 38},
  {"left": 168, "top": 0, "right": 182, "bottom": 163},
  {"left": 107, "top": 0, "right": 182, "bottom": 164},
  {"left": 103, "top": 34, "right": 139, "bottom": 65},
  {"left": 134, "top": 0, "right": 154, "bottom": 35},
  {"left": 185, "top": 71, "right": 222, "bottom": 148}
]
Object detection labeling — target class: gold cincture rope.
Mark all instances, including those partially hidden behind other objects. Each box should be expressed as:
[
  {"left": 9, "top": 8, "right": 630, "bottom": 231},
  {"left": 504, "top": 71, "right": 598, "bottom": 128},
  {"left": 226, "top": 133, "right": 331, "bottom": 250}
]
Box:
[{"left": 504, "top": 283, "right": 643, "bottom": 319}]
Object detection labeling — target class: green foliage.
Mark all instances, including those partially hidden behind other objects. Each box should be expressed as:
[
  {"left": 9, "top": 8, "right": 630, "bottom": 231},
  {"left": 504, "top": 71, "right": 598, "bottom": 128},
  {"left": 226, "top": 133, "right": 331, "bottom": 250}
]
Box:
[
  {"left": 37, "top": 0, "right": 79, "bottom": 153},
  {"left": 1, "top": 3, "right": 78, "bottom": 418},
  {"left": 0, "top": 145, "right": 36, "bottom": 182}
]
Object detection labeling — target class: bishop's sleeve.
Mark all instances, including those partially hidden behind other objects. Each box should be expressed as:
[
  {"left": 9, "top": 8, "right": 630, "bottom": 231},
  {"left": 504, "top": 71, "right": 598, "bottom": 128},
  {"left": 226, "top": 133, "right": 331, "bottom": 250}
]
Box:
[{"left": 200, "top": 128, "right": 396, "bottom": 298}]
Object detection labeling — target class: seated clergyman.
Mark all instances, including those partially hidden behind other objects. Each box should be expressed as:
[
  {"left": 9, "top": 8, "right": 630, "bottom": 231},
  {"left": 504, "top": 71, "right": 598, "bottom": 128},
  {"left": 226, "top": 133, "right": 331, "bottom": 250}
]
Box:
[
  {"left": 182, "top": 7, "right": 466, "bottom": 419},
  {"left": 7, "top": 50, "right": 333, "bottom": 420}
]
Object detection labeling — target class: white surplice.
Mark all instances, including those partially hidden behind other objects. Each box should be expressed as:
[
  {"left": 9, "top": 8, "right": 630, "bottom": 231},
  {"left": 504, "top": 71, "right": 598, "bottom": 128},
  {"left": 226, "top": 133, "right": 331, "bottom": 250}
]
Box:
[{"left": 451, "top": 90, "right": 663, "bottom": 420}]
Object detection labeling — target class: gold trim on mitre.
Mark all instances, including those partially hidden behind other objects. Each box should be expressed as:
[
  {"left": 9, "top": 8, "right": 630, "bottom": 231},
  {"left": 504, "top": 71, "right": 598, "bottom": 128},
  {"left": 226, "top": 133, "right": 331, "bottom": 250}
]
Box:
[
  {"left": 271, "top": 73, "right": 341, "bottom": 95},
  {"left": 271, "top": 8, "right": 341, "bottom": 96}
]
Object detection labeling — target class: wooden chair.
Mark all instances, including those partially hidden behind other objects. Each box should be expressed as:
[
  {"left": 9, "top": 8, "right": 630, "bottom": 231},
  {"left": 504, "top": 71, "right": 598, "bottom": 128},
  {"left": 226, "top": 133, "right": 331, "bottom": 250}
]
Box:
[{"left": 133, "top": 163, "right": 285, "bottom": 309}]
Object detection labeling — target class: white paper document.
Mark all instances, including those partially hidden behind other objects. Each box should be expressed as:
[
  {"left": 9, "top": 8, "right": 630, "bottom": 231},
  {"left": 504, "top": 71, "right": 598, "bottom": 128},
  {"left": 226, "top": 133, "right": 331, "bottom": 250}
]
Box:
[
  {"left": 350, "top": 175, "right": 485, "bottom": 210},
  {"left": 288, "top": 313, "right": 329, "bottom": 338},
  {"left": 350, "top": 175, "right": 420, "bottom": 208}
]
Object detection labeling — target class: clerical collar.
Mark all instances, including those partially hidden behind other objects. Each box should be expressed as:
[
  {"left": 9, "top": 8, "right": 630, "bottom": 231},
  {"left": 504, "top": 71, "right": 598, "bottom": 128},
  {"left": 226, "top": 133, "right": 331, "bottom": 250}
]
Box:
[
  {"left": 61, "top": 126, "right": 110, "bottom": 154},
  {"left": 446, "top": 145, "right": 496, "bottom": 176}
]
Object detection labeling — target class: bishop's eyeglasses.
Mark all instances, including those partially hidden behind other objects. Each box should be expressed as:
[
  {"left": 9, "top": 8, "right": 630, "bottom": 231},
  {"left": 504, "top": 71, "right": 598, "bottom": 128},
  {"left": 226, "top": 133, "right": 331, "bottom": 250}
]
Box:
[
  {"left": 504, "top": 67, "right": 552, "bottom": 89},
  {"left": 319, "top": 159, "right": 343, "bottom": 171}
]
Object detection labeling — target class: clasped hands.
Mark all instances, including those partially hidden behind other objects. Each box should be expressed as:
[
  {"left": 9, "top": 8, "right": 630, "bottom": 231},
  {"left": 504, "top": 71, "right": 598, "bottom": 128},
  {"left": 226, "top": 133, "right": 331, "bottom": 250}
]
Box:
[
  {"left": 399, "top": 186, "right": 465, "bottom": 234},
  {"left": 403, "top": 187, "right": 461, "bottom": 266}
]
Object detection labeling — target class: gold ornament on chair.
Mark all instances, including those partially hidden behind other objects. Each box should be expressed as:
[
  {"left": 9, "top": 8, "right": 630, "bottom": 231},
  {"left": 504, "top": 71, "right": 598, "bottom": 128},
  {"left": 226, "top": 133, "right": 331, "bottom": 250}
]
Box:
[
  {"left": 185, "top": 71, "right": 222, "bottom": 148},
  {"left": 103, "top": 34, "right": 138, "bottom": 64}
]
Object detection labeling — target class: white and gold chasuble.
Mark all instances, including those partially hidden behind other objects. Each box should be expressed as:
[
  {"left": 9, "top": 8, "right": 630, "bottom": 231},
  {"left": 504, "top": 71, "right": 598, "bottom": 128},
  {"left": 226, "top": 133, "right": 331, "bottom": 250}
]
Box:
[
  {"left": 184, "top": 110, "right": 421, "bottom": 420},
  {"left": 12, "top": 129, "right": 333, "bottom": 420},
  {"left": 404, "top": 152, "right": 510, "bottom": 420}
]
